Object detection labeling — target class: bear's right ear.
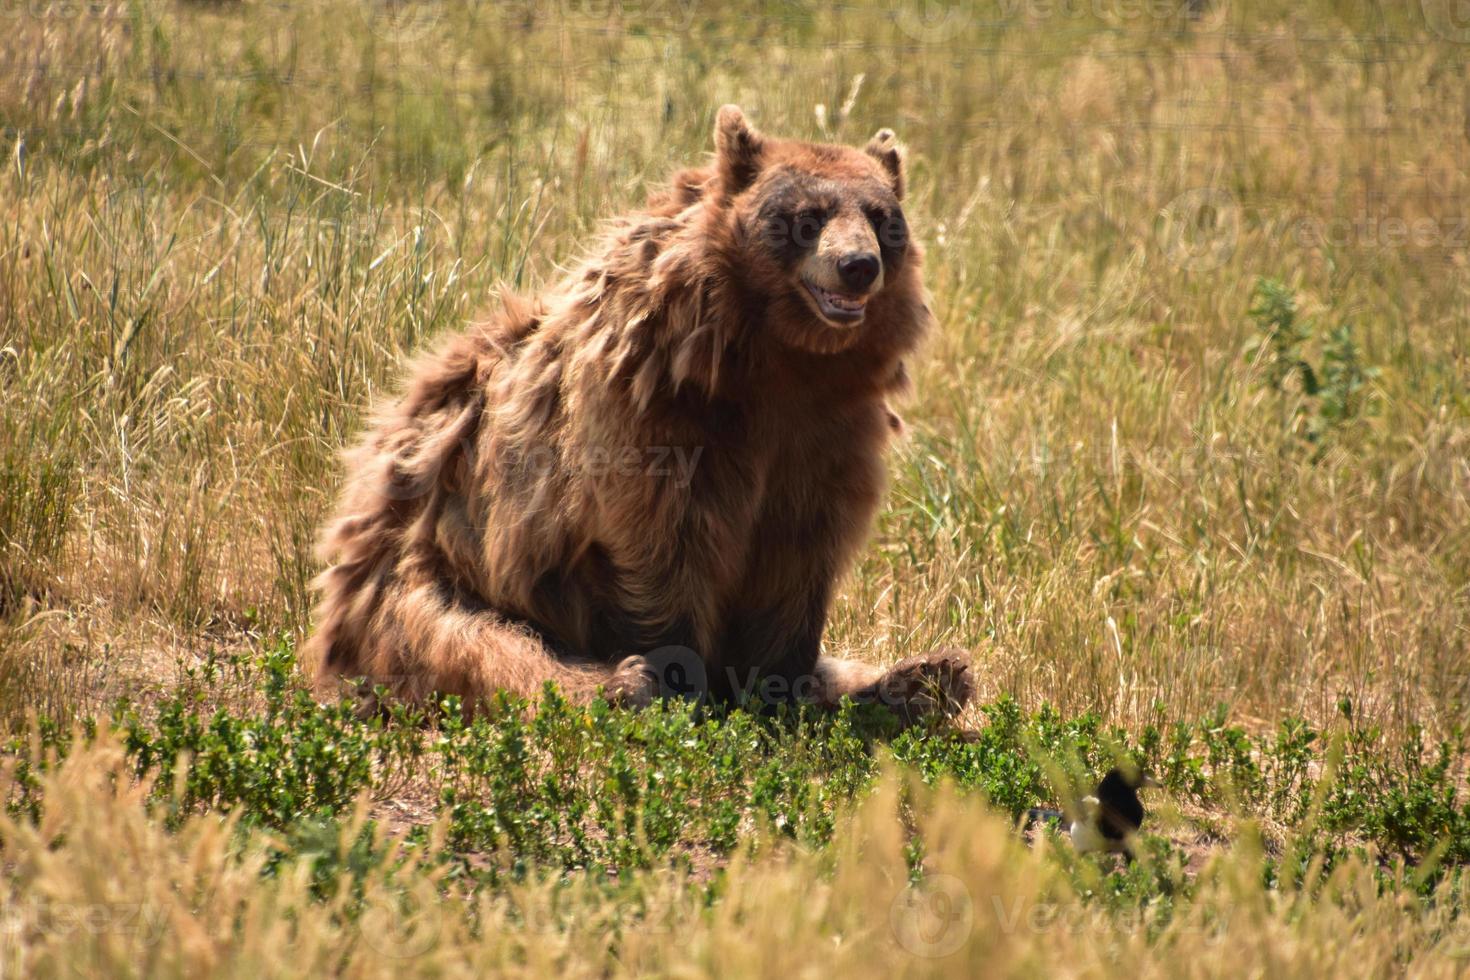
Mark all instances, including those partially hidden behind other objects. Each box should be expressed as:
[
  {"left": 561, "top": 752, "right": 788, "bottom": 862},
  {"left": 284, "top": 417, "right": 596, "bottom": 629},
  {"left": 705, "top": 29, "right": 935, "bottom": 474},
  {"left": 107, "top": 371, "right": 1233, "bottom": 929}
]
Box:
[
  {"left": 865, "top": 128, "right": 905, "bottom": 201},
  {"left": 714, "top": 104, "right": 765, "bottom": 198}
]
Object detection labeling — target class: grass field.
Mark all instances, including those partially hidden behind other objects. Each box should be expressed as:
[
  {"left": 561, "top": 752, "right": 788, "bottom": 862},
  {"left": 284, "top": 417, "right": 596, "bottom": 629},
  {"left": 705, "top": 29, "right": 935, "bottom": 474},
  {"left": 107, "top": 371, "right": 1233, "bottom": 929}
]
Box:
[{"left": 2, "top": 0, "right": 1469, "bottom": 974}]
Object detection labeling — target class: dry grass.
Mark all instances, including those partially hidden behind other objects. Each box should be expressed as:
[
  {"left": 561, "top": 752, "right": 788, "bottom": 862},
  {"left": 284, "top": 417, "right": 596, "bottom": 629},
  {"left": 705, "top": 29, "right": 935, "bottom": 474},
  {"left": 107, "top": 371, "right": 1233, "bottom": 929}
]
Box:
[
  {"left": 1, "top": 1, "right": 1469, "bottom": 973},
  {"left": 2, "top": 0, "right": 1464, "bottom": 737},
  {"left": 5, "top": 733, "right": 1469, "bottom": 978}
]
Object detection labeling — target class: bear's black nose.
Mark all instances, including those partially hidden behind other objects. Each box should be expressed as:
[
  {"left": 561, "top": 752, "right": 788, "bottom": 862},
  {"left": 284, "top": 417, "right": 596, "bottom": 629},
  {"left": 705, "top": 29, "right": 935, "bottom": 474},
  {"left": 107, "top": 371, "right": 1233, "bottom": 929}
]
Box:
[{"left": 837, "top": 252, "right": 880, "bottom": 292}]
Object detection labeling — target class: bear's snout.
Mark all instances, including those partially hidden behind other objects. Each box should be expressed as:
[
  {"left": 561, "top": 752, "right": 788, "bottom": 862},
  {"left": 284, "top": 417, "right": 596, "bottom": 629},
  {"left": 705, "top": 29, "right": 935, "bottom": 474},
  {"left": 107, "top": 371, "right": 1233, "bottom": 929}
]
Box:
[{"left": 837, "top": 252, "right": 880, "bottom": 292}]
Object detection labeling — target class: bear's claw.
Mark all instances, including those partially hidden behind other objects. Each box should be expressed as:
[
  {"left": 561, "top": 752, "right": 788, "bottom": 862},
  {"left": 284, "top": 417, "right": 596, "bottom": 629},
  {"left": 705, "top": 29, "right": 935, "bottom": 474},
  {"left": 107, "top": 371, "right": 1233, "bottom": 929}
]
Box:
[
  {"left": 604, "top": 654, "right": 659, "bottom": 709},
  {"left": 870, "top": 647, "right": 974, "bottom": 725}
]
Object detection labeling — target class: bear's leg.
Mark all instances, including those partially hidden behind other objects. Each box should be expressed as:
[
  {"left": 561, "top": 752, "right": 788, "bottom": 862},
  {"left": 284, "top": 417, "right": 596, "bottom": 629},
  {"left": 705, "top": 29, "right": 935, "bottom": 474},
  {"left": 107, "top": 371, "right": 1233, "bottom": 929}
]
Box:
[
  {"left": 813, "top": 655, "right": 885, "bottom": 703},
  {"left": 815, "top": 648, "right": 973, "bottom": 723},
  {"left": 312, "top": 571, "right": 657, "bottom": 713}
]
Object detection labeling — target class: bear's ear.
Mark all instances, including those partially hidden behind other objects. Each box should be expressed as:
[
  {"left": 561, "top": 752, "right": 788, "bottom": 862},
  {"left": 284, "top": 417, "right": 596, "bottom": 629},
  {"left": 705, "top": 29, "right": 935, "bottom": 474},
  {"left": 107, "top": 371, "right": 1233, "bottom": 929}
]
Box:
[
  {"left": 865, "top": 128, "right": 905, "bottom": 201},
  {"left": 714, "top": 104, "right": 766, "bottom": 198}
]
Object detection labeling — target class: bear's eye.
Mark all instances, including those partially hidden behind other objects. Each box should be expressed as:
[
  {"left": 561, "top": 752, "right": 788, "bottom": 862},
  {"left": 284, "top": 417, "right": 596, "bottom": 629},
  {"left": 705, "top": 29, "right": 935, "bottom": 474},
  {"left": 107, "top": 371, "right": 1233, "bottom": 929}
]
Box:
[
  {"left": 869, "top": 207, "right": 908, "bottom": 256},
  {"left": 791, "top": 209, "right": 827, "bottom": 249}
]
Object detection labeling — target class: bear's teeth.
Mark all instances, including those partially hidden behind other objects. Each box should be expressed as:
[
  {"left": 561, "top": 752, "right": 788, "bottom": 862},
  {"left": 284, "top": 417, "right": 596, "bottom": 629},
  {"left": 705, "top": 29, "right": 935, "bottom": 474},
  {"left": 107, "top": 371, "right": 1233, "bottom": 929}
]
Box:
[
  {"left": 819, "top": 286, "right": 865, "bottom": 310},
  {"left": 805, "top": 280, "right": 869, "bottom": 320}
]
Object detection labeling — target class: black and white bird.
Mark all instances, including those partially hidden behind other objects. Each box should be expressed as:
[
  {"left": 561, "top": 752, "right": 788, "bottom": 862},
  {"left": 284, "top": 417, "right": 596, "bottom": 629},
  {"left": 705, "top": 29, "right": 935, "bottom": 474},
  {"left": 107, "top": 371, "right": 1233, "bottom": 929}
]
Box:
[{"left": 1027, "top": 766, "right": 1161, "bottom": 859}]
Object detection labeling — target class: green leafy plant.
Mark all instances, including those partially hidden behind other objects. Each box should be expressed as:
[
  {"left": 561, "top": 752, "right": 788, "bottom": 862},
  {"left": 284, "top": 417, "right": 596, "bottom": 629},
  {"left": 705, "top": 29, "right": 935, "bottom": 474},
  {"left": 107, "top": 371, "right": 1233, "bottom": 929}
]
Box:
[
  {"left": 0, "top": 647, "right": 1435, "bottom": 893},
  {"left": 1246, "top": 278, "right": 1381, "bottom": 447}
]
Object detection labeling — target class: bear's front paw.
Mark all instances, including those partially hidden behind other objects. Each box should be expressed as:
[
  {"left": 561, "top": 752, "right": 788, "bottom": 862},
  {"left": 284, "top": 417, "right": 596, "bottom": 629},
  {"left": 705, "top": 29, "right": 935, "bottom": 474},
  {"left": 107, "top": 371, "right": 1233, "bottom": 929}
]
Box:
[
  {"left": 871, "top": 647, "right": 973, "bottom": 725},
  {"left": 604, "top": 654, "right": 659, "bottom": 709}
]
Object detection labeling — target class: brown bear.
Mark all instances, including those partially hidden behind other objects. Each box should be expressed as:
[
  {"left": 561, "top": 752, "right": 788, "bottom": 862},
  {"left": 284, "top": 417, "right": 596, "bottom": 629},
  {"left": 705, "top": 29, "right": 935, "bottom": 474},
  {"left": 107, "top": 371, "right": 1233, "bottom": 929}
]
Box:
[{"left": 305, "top": 106, "right": 972, "bottom": 721}]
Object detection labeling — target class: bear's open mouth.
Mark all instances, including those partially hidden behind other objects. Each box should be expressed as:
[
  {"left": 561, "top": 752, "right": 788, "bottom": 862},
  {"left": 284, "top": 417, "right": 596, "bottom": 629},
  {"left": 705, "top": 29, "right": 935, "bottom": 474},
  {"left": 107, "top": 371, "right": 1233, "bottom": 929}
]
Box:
[{"left": 802, "top": 278, "right": 869, "bottom": 324}]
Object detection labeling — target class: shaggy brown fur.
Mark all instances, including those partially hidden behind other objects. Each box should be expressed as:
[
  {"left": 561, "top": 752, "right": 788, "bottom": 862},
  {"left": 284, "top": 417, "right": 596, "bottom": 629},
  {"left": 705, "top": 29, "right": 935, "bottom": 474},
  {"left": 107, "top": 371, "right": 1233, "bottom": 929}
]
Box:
[{"left": 306, "top": 106, "right": 972, "bottom": 719}]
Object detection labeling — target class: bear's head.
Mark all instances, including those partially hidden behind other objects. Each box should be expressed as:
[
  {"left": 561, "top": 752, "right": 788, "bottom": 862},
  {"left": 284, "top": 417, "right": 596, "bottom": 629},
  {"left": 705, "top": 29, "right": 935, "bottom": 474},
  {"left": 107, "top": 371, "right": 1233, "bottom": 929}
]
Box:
[{"left": 709, "top": 105, "right": 920, "bottom": 356}]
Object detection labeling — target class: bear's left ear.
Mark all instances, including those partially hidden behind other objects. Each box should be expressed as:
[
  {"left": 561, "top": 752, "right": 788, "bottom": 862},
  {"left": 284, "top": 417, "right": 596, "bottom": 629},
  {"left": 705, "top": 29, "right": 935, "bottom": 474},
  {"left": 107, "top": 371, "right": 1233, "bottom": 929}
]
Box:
[
  {"left": 865, "top": 128, "right": 905, "bottom": 201},
  {"left": 714, "top": 104, "right": 766, "bottom": 198}
]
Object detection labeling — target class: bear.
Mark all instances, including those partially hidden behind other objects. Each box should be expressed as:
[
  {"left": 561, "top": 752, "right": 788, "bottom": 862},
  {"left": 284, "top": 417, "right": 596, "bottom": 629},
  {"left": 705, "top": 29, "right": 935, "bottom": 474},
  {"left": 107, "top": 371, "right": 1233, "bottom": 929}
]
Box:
[{"left": 305, "top": 106, "right": 972, "bottom": 722}]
